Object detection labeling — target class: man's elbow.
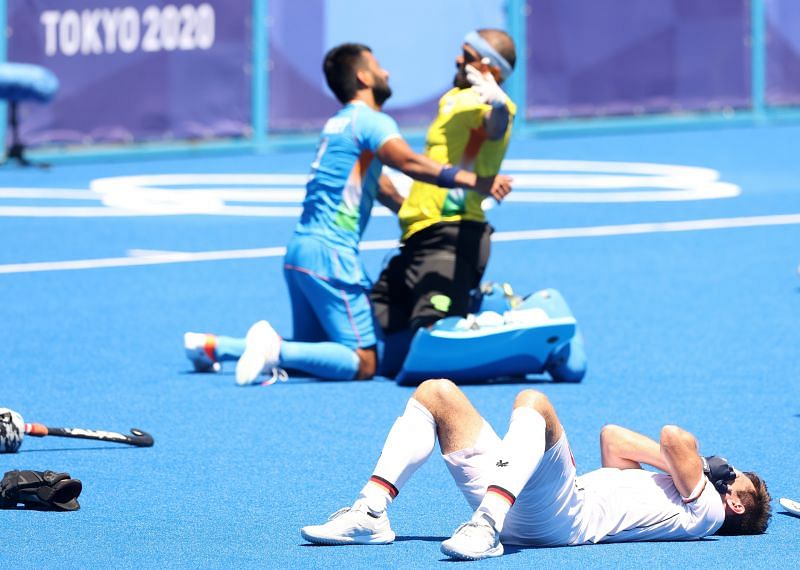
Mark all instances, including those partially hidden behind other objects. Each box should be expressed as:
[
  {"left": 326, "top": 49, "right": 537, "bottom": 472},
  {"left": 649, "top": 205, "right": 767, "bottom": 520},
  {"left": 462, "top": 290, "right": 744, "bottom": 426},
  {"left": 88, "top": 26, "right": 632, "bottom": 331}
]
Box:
[{"left": 660, "top": 425, "right": 698, "bottom": 452}]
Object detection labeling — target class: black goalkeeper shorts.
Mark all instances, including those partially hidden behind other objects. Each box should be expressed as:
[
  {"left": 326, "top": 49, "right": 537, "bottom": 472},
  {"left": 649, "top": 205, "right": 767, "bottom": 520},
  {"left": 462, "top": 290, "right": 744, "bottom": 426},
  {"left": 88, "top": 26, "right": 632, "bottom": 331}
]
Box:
[{"left": 371, "top": 221, "right": 492, "bottom": 333}]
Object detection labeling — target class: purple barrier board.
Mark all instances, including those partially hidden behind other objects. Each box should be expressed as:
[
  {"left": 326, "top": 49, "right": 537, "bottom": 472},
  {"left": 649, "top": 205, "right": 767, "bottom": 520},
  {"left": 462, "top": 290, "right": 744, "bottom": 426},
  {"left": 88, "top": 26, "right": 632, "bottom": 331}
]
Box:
[
  {"left": 7, "top": 0, "right": 251, "bottom": 146},
  {"left": 526, "top": 0, "right": 751, "bottom": 119},
  {"left": 766, "top": 0, "right": 800, "bottom": 107}
]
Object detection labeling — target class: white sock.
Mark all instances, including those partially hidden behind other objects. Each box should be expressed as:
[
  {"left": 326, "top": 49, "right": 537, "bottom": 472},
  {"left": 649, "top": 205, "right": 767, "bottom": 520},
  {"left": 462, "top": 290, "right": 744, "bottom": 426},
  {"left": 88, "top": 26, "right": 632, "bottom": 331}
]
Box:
[
  {"left": 354, "top": 398, "right": 436, "bottom": 514},
  {"left": 474, "top": 407, "right": 547, "bottom": 531}
]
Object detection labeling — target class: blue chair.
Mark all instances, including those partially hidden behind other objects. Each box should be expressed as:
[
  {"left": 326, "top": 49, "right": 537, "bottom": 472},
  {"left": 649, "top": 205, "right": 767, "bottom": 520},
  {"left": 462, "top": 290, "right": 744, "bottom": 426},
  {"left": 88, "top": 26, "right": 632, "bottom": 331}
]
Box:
[{"left": 0, "top": 63, "right": 59, "bottom": 167}]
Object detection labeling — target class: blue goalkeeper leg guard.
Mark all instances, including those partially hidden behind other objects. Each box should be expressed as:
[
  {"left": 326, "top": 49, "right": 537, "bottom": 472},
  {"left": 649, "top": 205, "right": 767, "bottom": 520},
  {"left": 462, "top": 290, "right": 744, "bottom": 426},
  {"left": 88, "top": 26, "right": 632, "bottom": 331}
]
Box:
[{"left": 396, "top": 288, "right": 586, "bottom": 385}]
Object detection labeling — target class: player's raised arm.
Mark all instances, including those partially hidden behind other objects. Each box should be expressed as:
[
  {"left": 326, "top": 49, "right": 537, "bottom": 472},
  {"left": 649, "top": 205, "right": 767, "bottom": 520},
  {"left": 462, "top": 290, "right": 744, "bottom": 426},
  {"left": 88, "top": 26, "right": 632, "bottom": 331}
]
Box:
[
  {"left": 466, "top": 64, "right": 510, "bottom": 140},
  {"left": 659, "top": 425, "right": 705, "bottom": 500},
  {"left": 376, "top": 137, "right": 470, "bottom": 187},
  {"left": 600, "top": 424, "right": 665, "bottom": 470},
  {"left": 460, "top": 30, "right": 516, "bottom": 141},
  {"left": 377, "top": 137, "right": 511, "bottom": 198}
]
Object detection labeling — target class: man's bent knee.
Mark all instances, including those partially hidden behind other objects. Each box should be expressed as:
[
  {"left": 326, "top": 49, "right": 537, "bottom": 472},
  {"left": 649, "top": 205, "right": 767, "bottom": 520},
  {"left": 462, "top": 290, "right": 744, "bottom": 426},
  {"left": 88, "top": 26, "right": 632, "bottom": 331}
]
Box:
[
  {"left": 514, "top": 389, "right": 562, "bottom": 448},
  {"left": 413, "top": 378, "right": 461, "bottom": 408},
  {"left": 513, "top": 389, "right": 552, "bottom": 414}
]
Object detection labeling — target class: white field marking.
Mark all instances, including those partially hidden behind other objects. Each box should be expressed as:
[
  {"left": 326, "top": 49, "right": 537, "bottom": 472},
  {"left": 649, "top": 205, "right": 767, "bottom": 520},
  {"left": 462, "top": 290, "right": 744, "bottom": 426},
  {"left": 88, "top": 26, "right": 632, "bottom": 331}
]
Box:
[
  {"left": 0, "top": 188, "right": 97, "bottom": 199},
  {"left": 0, "top": 207, "right": 179, "bottom": 217},
  {"left": 127, "top": 249, "right": 189, "bottom": 257},
  {"left": 393, "top": 159, "right": 740, "bottom": 205},
  {"left": 0, "top": 161, "right": 741, "bottom": 217},
  {"left": 502, "top": 159, "right": 714, "bottom": 175},
  {"left": 92, "top": 173, "right": 401, "bottom": 216},
  {"left": 0, "top": 188, "right": 159, "bottom": 217},
  {"left": 491, "top": 213, "right": 800, "bottom": 241},
  {"left": 0, "top": 246, "right": 287, "bottom": 274},
  {"left": 498, "top": 159, "right": 740, "bottom": 203},
  {"left": 92, "top": 174, "right": 309, "bottom": 214},
  {"left": 2, "top": 213, "right": 799, "bottom": 275}
]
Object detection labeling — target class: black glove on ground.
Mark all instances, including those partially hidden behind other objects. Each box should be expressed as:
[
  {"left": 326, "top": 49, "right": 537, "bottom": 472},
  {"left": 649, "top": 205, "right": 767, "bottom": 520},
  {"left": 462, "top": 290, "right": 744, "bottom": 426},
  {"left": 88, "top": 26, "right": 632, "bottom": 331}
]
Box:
[{"left": 0, "top": 470, "right": 82, "bottom": 511}]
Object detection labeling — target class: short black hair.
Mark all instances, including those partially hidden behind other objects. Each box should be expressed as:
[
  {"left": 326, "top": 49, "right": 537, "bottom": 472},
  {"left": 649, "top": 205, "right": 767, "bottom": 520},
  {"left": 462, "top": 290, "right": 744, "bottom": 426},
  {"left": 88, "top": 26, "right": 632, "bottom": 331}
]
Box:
[
  {"left": 716, "top": 472, "right": 772, "bottom": 535},
  {"left": 323, "top": 43, "right": 371, "bottom": 104}
]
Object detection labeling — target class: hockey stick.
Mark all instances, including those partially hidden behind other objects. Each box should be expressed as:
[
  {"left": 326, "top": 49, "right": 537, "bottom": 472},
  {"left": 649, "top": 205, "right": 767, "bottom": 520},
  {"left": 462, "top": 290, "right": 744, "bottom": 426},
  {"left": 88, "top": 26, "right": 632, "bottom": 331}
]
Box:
[{"left": 24, "top": 423, "right": 154, "bottom": 448}]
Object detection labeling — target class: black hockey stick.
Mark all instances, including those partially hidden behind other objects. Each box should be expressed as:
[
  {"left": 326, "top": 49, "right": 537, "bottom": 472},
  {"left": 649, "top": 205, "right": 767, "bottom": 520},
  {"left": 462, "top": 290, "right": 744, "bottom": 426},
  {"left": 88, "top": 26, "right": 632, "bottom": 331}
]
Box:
[{"left": 24, "top": 423, "right": 154, "bottom": 447}]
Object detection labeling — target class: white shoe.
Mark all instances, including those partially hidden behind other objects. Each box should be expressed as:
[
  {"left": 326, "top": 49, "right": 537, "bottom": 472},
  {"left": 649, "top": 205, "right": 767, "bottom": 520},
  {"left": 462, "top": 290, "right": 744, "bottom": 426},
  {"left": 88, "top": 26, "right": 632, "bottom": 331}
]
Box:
[
  {"left": 235, "top": 320, "right": 283, "bottom": 386},
  {"left": 184, "top": 332, "right": 221, "bottom": 373},
  {"left": 300, "top": 506, "right": 395, "bottom": 545},
  {"left": 780, "top": 497, "right": 800, "bottom": 517},
  {"left": 440, "top": 514, "right": 503, "bottom": 560}
]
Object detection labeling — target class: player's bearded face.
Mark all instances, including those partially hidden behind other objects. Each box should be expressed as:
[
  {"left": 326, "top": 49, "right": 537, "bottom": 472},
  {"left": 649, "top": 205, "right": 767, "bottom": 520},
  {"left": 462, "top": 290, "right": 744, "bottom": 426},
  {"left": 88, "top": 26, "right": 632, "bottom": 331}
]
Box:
[
  {"left": 372, "top": 72, "right": 392, "bottom": 106},
  {"left": 454, "top": 44, "right": 479, "bottom": 89}
]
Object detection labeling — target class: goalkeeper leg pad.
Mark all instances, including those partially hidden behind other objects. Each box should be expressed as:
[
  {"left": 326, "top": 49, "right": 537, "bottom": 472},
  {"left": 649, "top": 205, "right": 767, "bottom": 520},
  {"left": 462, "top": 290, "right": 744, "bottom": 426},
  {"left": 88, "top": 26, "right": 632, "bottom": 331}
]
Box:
[
  {"left": 396, "top": 288, "right": 586, "bottom": 385},
  {"left": 516, "top": 289, "right": 587, "bottom": 383},
  {"left": 396, "top": 309, "right": 576, "bottom": 386}
]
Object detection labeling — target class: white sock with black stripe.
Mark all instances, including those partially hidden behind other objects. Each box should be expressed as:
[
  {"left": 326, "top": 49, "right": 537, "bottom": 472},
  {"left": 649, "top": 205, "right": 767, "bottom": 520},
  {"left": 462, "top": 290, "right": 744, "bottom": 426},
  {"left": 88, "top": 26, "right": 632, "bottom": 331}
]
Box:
[
  {"left": 353, "top": 397, "right": 436, "bottom": 514},
  {"left": 474, "top": 407, "right": 547, "bottom": 530}
]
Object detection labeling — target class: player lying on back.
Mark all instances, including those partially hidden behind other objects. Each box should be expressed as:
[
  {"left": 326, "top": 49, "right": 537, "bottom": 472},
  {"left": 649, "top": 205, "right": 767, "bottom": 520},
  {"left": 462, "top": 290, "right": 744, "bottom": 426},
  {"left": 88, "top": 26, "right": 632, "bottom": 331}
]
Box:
[{"left": 300, "top": 379, "right": 771, "bottom": 560}]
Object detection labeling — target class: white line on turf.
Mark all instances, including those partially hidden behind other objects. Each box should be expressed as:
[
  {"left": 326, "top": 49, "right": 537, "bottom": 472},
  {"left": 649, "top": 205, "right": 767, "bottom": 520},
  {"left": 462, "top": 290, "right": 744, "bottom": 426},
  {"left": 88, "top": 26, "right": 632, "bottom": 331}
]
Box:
[
  {"left": 0, "top": 160, "right": 742, "bottom": 218},
  {"left": 1, "top": 213, "right": 798, "bottom": 275},
  {"left": 127, "top": 249, "right": 191, "bottom": 257}
]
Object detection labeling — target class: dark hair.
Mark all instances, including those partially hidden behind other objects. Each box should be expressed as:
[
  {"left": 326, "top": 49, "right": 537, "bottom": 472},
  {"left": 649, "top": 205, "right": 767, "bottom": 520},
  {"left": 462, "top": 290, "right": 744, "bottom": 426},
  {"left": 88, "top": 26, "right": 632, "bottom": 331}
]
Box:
[
  {"left": 323, "top": 43, "right": 371, "bottom": 103},
  {"left": 477, "top": 29, "right": 517, "bottom": 71},
  {"left": 716, "top": 472, "right": 772, "bottom": 535}
]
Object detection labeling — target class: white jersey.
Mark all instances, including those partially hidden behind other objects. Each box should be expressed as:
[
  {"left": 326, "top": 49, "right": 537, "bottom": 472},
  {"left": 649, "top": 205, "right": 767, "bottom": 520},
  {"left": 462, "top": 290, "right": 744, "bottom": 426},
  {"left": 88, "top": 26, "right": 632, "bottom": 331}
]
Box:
[{"left": 573, "top": 468, "right": 725, "bottom": 544}]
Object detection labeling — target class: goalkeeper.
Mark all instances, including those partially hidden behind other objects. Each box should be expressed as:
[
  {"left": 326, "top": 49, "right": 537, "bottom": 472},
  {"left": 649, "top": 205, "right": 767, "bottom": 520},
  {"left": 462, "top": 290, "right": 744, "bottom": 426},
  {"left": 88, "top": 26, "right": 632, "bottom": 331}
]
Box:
[{"left": 371, "top": 28, "right": 519, "bottom": 374}]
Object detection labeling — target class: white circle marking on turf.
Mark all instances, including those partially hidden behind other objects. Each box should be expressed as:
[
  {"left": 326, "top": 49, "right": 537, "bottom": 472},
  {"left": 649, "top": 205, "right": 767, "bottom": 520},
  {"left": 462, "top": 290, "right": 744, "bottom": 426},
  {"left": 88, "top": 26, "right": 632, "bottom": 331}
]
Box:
[{"left": 0, "top": 160, "right": 740, "bottom": 217}]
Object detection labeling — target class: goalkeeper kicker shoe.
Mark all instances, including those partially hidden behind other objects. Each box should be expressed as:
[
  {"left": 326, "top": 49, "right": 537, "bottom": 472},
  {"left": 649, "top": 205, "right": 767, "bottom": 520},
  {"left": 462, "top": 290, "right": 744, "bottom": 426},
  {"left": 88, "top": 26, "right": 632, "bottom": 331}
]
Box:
[
  {"left": 235, "top": 320, "right": 284, "bottom": 386},
  {"left": 184, "top": 332, "right": 221, "bottom": 373},
  {"left": 441, "top": 514, "right": 503, "bottom": 560},
  {"left": 300, "top": 505, "right": 395, "bottom": 545}
]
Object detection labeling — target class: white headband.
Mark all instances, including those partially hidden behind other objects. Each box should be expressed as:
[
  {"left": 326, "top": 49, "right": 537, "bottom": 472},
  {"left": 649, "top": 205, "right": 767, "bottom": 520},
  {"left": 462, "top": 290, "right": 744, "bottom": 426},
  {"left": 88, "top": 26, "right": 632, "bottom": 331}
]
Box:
[{"left": 464, "top": 31, "right": 513, "bottom": 81}]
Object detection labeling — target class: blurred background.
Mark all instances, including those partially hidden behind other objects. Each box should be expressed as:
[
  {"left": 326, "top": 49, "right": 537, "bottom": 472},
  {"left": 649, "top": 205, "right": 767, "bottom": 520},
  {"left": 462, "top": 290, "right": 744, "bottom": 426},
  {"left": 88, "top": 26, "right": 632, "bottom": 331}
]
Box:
[{"left": 3, "top": 0, "right": 800, "bottom": 160}]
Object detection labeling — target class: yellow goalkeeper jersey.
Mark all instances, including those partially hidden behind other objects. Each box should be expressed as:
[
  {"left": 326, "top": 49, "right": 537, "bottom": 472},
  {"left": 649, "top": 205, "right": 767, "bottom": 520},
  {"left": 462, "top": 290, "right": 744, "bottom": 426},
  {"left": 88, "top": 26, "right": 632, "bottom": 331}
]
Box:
[{"left": 398, "top": 87, "right": 516, "bottom": 241}]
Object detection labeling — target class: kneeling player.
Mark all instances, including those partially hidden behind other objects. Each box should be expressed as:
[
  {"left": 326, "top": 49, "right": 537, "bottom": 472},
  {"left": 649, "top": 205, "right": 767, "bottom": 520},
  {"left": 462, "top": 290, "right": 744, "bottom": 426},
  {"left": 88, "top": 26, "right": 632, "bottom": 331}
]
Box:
[{"left": 300, "top": 380, "right": 771, "bottom": 560}]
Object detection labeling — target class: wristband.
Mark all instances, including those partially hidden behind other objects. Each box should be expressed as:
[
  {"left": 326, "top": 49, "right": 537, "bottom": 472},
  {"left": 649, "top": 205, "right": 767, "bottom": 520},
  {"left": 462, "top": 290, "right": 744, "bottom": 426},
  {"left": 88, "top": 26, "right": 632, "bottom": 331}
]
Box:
[
  {"left": 464, "top": 31, "right": 513, "bottom": 81},
  {"left": 436, "top": 166, "right": 460, "bottom": 189}
]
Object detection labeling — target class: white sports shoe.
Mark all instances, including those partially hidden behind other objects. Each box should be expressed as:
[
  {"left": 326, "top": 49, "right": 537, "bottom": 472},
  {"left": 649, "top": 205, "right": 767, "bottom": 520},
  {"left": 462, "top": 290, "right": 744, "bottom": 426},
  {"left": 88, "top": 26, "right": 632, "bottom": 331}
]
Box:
[
  {"left": 184, "top": 332, "right": 221, "bottom": 373},
  {"left": 235, "top": 320, "right": 283, "bottom": 386},
  {"left": 440, "top": 514, "right": 503, "bottom": 560},
  {"left": 300, "top": 506, "right": 395, "bottom": 545}
]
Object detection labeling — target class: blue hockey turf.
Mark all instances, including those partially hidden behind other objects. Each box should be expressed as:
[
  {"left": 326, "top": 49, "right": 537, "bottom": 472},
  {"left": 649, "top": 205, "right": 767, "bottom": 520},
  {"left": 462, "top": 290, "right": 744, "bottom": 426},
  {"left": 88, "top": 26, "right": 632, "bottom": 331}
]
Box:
[{"left": 1, "top": 123, "right": 799, "bottom": 567}]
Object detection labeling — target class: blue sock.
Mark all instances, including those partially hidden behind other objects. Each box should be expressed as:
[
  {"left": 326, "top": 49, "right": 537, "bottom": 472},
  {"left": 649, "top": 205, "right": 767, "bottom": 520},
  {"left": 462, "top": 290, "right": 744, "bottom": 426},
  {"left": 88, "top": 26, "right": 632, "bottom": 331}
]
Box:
[
  {"left": 215, "top": 335, "right": 246, "bottom": 362},
  {"left": 279, "top": 341, "right": 359, "bottom": 380}
]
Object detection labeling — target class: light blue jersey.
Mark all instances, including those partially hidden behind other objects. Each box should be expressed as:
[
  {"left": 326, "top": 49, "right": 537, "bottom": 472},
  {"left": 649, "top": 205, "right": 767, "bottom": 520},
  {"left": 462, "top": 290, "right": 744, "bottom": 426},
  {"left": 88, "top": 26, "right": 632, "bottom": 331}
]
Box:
[
  {"left": 295, "top": 101, "right": 401, "bottom": 251},
  {"left": 282, "top": 101, "right": 401, "bottom": 353}
]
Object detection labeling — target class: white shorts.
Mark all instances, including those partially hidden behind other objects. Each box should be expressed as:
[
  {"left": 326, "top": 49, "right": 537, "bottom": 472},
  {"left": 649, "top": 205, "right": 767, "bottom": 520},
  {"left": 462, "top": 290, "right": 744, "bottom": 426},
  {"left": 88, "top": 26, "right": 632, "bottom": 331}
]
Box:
[{"left": 442, "top": 421, "right": 583, "bottom": 546}]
